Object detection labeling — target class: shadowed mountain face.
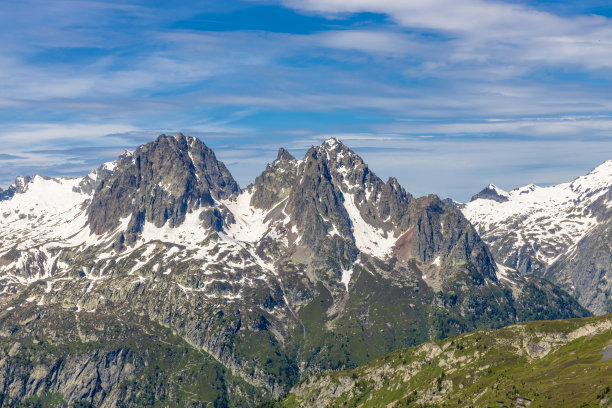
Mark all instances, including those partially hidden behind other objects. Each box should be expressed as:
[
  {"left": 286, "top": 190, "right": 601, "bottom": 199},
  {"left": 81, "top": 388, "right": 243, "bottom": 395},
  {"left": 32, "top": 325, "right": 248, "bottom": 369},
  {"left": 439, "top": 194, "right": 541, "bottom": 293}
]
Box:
[
  {"left": 471, "top": 184, "right": 509, "bottom": 203},
  {"left": 463, "top": 161, "right": 612, "bottom": 314},
  {"left": 0, "top": 134, "right": 588, "bottom": 407}
]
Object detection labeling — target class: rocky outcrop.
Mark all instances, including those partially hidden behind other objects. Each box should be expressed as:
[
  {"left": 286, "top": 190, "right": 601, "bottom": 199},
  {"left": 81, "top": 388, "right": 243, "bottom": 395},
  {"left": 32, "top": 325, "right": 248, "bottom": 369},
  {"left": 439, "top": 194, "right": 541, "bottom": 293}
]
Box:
[
  {"left": 250, "top": 148, "right": 299, "bottom": 210},
  {"left": 0, "top": 348, "right": 136, "bottom": 406},
  {"left": 470, "top": 184, "right": 509, "bottom": 203},
  {"left": 0, "top": 176, "right": 32, "bottom": 201},
  {"left": 0, "top": 187, "right": 11, "bottom": 201},
  {"left": 0, "top": 305, "right": 261, "bottom": 407}
]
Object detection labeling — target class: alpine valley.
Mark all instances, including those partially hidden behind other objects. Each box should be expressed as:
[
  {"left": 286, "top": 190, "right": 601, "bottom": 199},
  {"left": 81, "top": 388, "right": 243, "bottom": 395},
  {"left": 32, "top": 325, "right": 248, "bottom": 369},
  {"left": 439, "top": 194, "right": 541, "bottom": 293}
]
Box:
[{"left": 0, "top": 134, "right": 593, "bottom": 407}]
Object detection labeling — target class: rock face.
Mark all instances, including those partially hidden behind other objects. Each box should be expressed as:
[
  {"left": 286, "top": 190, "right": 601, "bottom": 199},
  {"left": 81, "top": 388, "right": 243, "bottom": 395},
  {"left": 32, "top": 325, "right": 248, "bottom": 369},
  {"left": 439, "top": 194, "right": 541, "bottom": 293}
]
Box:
[
  {"left": 462, "top": 161, "right": 612, "bottom": 314},
  {"left": 87, "top": 133, "right": 239, "bottom": 237},
  {"left": 0, "top": 134, "right": 589, "bottom": 407},
  {"left": 0, "top": 176, "right": 33, "bottom": 201}
]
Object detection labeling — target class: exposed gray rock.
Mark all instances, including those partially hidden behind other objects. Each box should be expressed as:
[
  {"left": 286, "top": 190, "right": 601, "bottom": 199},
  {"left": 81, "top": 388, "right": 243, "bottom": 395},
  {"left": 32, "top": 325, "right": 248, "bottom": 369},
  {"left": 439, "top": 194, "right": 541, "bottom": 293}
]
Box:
[
  {"left": 0, "top": 176, "right": 32, "bottom": 201},
  {"left": 250, "top": 147, "right": 299, "bottom": 210},
  {"left": 87, "top": 133, "right": 239, "bottom": 236},
  {"left": 470, "top": 184, "right": 509, "bottom": 203}
]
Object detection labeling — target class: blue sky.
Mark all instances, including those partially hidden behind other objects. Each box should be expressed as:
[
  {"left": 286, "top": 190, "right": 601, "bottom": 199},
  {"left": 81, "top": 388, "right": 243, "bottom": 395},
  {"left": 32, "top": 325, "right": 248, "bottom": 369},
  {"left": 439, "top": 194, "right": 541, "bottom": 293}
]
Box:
[{"left": 1, "top": 0, "right": 612, "bottom": 201}]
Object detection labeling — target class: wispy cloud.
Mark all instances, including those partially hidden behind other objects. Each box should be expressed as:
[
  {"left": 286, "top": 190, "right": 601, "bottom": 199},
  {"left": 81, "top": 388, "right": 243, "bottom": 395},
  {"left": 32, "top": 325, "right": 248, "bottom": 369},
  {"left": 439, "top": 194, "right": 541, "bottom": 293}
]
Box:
[
  {"left": 278, "top": 0, "right": 612, "bottom": 68},
  {"left": 0, "top": 0, "right": 611, "bottom": 200}
]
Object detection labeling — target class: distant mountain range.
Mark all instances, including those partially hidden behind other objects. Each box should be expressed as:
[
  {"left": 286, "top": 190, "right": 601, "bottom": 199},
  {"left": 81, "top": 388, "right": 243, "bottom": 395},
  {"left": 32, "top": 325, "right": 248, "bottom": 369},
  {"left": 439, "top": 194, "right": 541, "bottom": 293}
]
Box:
[
  {"left": 0, "top": 134, "right": 594, "bottom": 406},
  {"left": 462, "top": 160, "right": 612, "bottom": 314}
]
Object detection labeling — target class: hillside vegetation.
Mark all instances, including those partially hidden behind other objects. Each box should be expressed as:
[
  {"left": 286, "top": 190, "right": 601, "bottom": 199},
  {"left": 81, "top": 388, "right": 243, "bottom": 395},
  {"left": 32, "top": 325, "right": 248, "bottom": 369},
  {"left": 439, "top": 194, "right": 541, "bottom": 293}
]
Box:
[{"left": 276, "top": 314, "right": 612, "bottom": 407}]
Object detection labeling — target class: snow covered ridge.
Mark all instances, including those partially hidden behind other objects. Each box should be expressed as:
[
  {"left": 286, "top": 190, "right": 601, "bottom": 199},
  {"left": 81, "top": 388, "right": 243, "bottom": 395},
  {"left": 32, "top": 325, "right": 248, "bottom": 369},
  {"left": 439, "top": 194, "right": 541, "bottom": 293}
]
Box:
[
  {"left": 0, "top": 135, "right": 502, "bottom": 297},
  {"left": 462, "top": 159, "right": 612, "bottom": 266}
]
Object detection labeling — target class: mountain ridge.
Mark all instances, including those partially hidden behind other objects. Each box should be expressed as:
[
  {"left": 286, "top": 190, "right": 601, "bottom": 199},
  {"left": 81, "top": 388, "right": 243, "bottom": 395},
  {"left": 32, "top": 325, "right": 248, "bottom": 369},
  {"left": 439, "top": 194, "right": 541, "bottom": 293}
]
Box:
[
  {"left": 462, "top": 159, "right": 612, "bottom": 314},
  {"left": 0, "top": 133, "right": 590, "bottom": 406}
]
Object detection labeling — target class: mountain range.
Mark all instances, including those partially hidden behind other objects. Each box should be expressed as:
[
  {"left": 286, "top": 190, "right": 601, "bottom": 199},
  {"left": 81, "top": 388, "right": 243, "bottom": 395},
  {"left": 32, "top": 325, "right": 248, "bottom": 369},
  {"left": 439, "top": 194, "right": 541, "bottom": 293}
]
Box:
[
  {"left": 0, "top": 134, "right": 594, "bottom": 406},
  {"left": 462, "top": 160, "right": 612, "bottom": 315}
]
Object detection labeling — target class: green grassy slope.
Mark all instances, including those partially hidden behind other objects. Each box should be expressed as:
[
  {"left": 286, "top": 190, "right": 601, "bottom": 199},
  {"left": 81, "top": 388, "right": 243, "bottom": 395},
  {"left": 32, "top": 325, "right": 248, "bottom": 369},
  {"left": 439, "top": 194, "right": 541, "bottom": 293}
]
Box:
[{"left": 275, "top": 314, "right": 612, "bottom": 408}]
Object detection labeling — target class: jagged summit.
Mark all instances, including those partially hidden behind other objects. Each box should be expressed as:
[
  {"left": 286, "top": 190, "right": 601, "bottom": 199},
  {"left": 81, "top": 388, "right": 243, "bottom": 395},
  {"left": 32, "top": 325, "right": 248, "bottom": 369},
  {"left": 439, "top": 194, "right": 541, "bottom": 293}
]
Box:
[
  {"left": 242, "top": 136, "right": 501, "bottom": 289},
  {"left": 321, "top": 136, "right": 342, "bottom": 149},
  {"left": 318, "top": 137, "right": 355, "bottom": 155},
  {"left": 87, "top": 133, "right": 239, "bottom": 237},
  {"left": 471, "top": 183, "right": 509, "bottom": 203},
  {"left": 276, "top": 147, "right": 295, "bottom": 162}
]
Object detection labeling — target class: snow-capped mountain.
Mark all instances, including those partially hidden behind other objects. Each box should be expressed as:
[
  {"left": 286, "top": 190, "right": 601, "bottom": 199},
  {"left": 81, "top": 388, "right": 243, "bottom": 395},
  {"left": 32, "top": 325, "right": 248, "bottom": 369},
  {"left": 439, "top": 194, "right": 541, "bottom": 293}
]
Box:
[
  {"left": 463, "top": 160, "right": 612, "bottom": 314},
  {"left": 0, "top": 134, "right": 587, "bottom": 406}
]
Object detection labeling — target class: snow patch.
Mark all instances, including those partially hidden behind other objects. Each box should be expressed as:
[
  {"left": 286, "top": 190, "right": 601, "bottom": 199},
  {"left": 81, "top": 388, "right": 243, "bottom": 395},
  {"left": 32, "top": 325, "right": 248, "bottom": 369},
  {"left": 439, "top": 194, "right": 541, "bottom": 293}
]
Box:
[
  {"left": 341, "top": 268, "right": 352, "bottom": 292},
  {"left": 343, "top": 192, "right": 397, "bottom": 257},
  {"left": 141, "top": 210, "right": 204, "bottom": 247},
  {"left": 495, "top": 262, "right": 516, "bottom": 284},
  {"left": 222, "top": 189, "right": 270, "bottom": 243}
]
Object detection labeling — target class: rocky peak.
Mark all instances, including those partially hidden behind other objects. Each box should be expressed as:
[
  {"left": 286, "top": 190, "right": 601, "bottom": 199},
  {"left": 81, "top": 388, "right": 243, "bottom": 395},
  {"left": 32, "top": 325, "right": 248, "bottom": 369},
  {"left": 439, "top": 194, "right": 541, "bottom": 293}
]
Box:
[
  {"left": 276, "top": 147, "right": 295, "bottom": 162},
  {"left": 316, "top": 138, "right": 358, "bottom": 168},
  {"left": 322, "top": 137, "right": 341, "bottom": 148},
  {"left": 249, "top": 148, "right": 299, "bottom": 210},
  {"left": 284, "top": 142, "right": 357, "bottom": 275},
  {"left": 247, "top": 138, "right": 497, "bottom": 287},
  {"left": 87, "top": 133, "right": 239, "bottom": 238},
  {"left": 14, "top": 176, "right": 33, "bottom": 194},
  {"left": 0, "top": 184, "right": 15, "bottom": 201},
  {"left": 0, "top": 176, "right": 39, "bottom": 201},
  {"left": 307, "top": 141, "right": 414, "bottom": 231},
  {"left": 0, "top": 189, "right": 13, "bottom": 202},
  {"left": 471, "top": 184, "right": 509, "bottom": 203}
]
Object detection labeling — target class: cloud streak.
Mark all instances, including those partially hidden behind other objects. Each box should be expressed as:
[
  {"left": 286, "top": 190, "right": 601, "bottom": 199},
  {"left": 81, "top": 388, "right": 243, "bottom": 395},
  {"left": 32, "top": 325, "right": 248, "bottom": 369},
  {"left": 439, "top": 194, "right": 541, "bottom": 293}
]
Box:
[
  {"left": 278, "top": 0, "right": 612, "bottom": 67},
  {"left": 0, "top": 0, "right": 611, "bottom": 200}
]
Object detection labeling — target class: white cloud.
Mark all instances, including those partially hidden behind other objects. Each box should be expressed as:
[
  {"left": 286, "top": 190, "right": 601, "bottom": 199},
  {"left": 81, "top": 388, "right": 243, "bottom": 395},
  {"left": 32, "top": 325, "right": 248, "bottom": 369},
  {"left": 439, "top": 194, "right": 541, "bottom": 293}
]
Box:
[
  {"left": 278, "top": 0, "right": 612, "bottom": 70},
  {"left": 376, "top": 115, "right": 612, "bottom": 138},
  {"left": 0, "top": 123, "right": 137, "bottom": 145},
  {"left": 1, "top": 0, "right": 611, "bottom": 199},
  {"left": 312, "top": 30, "right": 419, "bottom": 55}
]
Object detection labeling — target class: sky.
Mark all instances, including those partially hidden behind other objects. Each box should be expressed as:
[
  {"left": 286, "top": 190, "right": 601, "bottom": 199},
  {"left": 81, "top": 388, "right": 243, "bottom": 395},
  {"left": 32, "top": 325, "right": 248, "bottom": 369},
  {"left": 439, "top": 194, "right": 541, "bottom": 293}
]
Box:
[{"left": 1, "top": 0, "right": 612, "bottom": 201}]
